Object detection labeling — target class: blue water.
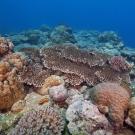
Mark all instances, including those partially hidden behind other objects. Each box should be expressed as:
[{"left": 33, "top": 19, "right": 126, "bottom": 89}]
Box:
[{"left": 0, "top": 0, "right": 135, "bottom": 48}]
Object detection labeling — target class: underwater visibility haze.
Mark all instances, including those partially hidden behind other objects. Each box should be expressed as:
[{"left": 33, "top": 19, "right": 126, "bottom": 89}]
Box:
[
  {"left": 1, "top": 0, "right": 135, "bottom": 135},
  {"left": 0, "top": 0, "right": 135, "bottom": 48}
]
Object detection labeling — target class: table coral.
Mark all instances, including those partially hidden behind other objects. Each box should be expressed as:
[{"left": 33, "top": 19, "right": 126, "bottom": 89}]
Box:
[
  {"left": 86, "top": 82, "right": 130, "bottom": 125},
  {"left": 40, "top": 45, "right": 130, "bottom": 86},
  {"left": 9, "top": 107, "right": 65, "bottom": 135}
]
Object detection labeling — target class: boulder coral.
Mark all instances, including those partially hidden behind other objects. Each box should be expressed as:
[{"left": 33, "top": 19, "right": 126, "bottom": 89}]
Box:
[
  {"left": 49, "top": 85, "right": 68, "bottom": 101},
  {"left": 85, "top": 82, "right": 130, "bottom": 125},
  {"left": 9, "top": 107, "right": 65, "bottom": 135},
  {"left": 0, "top": 37, "right": 14, "bottom": 54},
  {"left": 37, "top": 75, "right": 65, "bottom": 95},
  {"left": 129, "top": 97, "right": 135, "bottom": 126}
]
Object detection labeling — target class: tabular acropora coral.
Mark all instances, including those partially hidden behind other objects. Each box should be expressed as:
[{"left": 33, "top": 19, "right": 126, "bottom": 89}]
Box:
[
  {"left": 85, "top": 82, "right": 130, "bottom": 125},
  {"left": 129, "top": 97, "right": 135, "bottom": 126},
  {"left": 0, "top": 37, "right": 14, "bottom": 54},
  {"left": 0, "top": 61, "right": 26, "bottom": 111},
  {"left": 9, "top": 107, "right": 65, "bottom": 135}
]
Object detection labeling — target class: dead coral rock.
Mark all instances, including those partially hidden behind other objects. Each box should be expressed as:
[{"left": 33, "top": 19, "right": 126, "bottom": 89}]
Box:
[
  {"left": 87, "top": 82, "right": 130, "bottom": 125},
  {"left": 37, "top": 75, "right": 65, "bottom": 95},
  {"left": 66, "top": 100, "right": 110, "bottom": 134},
  {"left": 49, "top": 85, "right": 68, "bottom": 101},
  {"left": 11, "top": 100, "right": 26, "bottom": 114},
  {"left": 19, "top": 92, "right": 52, "bottom": 114}
]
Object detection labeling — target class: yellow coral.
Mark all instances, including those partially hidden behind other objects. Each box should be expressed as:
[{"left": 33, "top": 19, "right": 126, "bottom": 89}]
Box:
[{"left": 37, "top": 75, "right": 64, "bottom": 95}]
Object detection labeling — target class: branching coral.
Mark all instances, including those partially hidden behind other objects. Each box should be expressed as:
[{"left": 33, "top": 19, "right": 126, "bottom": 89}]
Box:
[
  {"left": 9, "top": 107, "right": 65, "bottom": 135},
  {"left": 0, "top": 37, "right": 14, "bottom": 54},
  {"left": 86, "top": 82, "right": 130, "bottom": 125},
  {"left": 0, "top": 61, "right": 26, "bottom": 111}
]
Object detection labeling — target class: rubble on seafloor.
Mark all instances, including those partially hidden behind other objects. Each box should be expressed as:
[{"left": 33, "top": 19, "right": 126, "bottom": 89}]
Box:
[{"left": 0, "top": 25, "right": 135, "bottom": 134}]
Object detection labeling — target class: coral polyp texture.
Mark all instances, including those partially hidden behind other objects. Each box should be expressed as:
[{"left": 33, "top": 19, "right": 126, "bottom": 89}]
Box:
[
  {"left": 87, "top": 82, "right": 130, "bottom": 125},
  {"left": 0, "top": 37, "right": 14, "bottom": 54},
  {"left": 129, "top": 97, "right": 135, "bottom": 126},
  {"left": 40, "top": 45, "right": 130, "bottom": 86},
  {"left": 0, "top": 61, "right": 26, "bottom": 110},
  {"left": 9, "top": 107, "right": 65, "bottom": 135},
  {"left": 109, "top": 56, "right": 133, "bottom": 72}
]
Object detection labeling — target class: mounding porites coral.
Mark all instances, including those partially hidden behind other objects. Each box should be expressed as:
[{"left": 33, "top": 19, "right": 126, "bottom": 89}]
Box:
[
  {"left": 129, "top": 97, "right": 135, "bottom": 126},
  {"left": 9, "top": 107, "right": 65, "bottom": 135},
  {"left": 86, "top": 82, "right": 130, "bottom": 125}
]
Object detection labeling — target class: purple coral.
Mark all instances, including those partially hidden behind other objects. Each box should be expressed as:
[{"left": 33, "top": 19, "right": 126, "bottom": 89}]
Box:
[
  {"left": 109, "top": 56, "right": 130, "bottom": 72},
  {"left": 9, "top": 107, "right": 65, "bottom": 135}
]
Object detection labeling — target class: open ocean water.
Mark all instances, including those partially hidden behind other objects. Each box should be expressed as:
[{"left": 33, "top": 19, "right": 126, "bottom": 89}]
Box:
[{"left": 0, "top": 0, "right": 135, "bottom": 48}]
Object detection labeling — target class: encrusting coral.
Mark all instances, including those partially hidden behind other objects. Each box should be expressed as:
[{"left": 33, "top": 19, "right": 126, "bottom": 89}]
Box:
[
  {"left": 84, "top": 82, "right": 130, "bottom": 125},
  {"left": 9, "top": 107, "right": 65, "bottom": 135}
]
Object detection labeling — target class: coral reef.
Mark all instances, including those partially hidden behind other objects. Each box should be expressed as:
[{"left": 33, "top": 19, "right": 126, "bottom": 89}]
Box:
[
  {"left": 129, "top": 97, "right": 135, "bottom": 126},
  {"left": 0, "top": 37, "right": 14, "bottom": 55},
  {"left": 40, "top": 44, "right": 130, "bottom": 86},
  {"left": 37, "top": 75, "right": 65, "bottom": 95},
  {"left": 85, "top": 82, "right": 130, "bottom": 125},
  {"left": 109, "top": 56, "right": 133, "bottom": 72},
  {"left": 11, "top": 92, "right": 52, "bottom": 114},
  {"left": 49, "top": 85, "right": 68, "bottom": 101},
  {"left": 98, "top": 31, "right": 122, "bottom": 45},
  {"left": 9, "top": 107, "right": 65, "bottom": 135},
  {"left": 0, "top": 61, "right": 26, "bottom": 111},
  {"left": 66, "top": 100, "right": 111, "bottom": 134},
  {"left": 50, "top": 23, "right": 77, "bottom": 44}
]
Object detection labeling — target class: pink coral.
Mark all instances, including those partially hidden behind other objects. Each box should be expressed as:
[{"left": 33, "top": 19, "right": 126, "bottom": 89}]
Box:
[
  {"left": 109, "top": 56, "right": 132, "bottom": 72},
  {"left": 89, "top": 82, "right": 130, "bottom": 125},
  {"left": 49, "top": 85, "right": 68, "bottom": 101}
]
